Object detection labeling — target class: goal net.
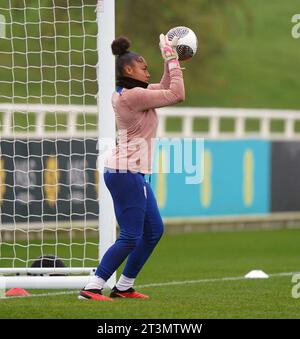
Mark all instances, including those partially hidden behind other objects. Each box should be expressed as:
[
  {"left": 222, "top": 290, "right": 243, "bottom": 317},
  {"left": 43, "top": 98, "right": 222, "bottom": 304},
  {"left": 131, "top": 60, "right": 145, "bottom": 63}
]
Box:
[{"left": 0, "top": 0, "right": 116, "bottom": 288}]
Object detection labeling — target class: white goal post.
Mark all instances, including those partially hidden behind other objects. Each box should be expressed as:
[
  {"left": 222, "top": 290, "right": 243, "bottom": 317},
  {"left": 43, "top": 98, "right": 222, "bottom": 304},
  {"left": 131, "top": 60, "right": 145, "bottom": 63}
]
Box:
[{"left": 0, "top": 0, "right": 116, "bottom": 290}]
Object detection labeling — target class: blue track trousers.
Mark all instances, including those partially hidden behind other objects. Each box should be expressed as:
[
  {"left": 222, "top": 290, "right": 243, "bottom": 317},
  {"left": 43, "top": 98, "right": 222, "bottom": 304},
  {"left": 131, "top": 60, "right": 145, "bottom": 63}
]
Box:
[{"left": 95, "top": 169, "right": 164, "bottom": 280}]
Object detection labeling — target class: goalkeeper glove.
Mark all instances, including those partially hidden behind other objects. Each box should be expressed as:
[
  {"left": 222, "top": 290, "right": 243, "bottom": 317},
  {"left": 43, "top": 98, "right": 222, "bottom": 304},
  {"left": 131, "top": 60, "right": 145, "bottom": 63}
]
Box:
[{"left": 159, "top": 34, "right": 179, "bottom": 62}]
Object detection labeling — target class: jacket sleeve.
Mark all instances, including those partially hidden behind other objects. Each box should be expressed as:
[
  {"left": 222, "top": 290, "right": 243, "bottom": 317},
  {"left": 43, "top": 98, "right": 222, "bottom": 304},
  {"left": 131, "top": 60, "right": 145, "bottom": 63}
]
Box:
[
  {"left": 124, "top": 67, "right": 185, "bottom": 111},
  {"left": 148, "top": 62, "right": 170, "bottom": 90}
]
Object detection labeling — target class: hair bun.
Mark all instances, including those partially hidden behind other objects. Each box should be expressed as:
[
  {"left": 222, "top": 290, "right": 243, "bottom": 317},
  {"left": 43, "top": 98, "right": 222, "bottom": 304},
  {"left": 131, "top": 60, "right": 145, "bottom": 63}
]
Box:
[{"left": 111, "top": 37, "right": 131, "bottom": 56}]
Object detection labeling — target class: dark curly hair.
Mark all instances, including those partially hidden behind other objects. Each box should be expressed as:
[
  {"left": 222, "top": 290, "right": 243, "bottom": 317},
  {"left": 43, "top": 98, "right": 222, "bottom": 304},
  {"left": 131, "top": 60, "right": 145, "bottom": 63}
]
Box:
[{"left": 111, "top": 36, "right": 143, "bottom": 78}]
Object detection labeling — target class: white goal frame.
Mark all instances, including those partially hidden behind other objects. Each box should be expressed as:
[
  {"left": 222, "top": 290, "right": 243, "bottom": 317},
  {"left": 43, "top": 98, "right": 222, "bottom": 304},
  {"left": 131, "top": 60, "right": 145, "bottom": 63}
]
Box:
[{"left": 0, "top": 0, "right": 116, "bottom": 292}]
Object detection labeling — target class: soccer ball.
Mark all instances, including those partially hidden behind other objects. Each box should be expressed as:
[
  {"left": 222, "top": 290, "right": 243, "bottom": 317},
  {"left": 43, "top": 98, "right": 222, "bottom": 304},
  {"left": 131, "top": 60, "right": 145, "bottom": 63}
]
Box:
[{"left": 166, "top": 26, "right": 198, "bottom": 61}]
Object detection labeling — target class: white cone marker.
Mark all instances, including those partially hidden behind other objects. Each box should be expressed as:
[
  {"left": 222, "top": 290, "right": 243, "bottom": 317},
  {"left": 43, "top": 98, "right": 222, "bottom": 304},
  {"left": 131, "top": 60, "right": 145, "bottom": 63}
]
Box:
[{"left": 245, "top": 270, "right": 269, "bottom": 279}]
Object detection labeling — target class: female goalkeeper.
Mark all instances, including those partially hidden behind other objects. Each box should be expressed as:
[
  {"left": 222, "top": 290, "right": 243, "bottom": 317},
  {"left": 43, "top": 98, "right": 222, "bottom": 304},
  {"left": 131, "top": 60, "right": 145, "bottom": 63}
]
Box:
[{"left": 79, "top": 34, "right": 185, "bottom": 301}]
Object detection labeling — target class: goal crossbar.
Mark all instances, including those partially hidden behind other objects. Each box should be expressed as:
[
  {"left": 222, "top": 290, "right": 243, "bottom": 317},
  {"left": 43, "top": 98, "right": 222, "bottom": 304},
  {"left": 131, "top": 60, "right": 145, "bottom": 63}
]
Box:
[
  {"left": 0, "top": 267, "right": 96, "bottom": 275},
  {"left": 0, "top": 276, "right": 93, "bottom": 290}
]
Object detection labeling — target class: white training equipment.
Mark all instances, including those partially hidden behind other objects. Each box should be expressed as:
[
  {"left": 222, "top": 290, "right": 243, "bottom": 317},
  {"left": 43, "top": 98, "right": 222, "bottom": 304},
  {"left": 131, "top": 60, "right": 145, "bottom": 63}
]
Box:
[{"left": 244, "top": 270, "right": 269, "bottom": 279}]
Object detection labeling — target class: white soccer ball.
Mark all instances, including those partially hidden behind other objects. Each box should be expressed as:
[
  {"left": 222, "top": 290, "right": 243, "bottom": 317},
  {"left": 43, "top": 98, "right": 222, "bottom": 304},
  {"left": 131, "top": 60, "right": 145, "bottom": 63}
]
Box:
[{"left": 166, "top": 26, "right": 198, "bottom": 61}]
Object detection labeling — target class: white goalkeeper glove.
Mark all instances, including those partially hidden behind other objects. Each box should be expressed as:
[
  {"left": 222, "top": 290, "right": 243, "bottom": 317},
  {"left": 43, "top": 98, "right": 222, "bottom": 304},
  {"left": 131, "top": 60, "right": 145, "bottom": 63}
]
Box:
[{"left": 159, "top": 34, "right": 179, "bottom": 62}]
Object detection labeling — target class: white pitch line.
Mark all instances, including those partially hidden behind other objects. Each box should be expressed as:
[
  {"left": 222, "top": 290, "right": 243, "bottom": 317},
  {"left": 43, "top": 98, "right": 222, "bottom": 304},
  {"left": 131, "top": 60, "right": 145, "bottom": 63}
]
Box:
[
  {"left": 137, "top": 276, "right": 246, "bottom": 288},
  {"left": 2, "top": 290, "right": 78, "bottom": 299},
  {"left": 268, "top": 272, "right": 297, "bottom": 277},
  {"left": 137, "top": 271, "right": 300, "bottom": 288},
  {"left": 1, "top": 271, "right": 298, "bottom": 300}
]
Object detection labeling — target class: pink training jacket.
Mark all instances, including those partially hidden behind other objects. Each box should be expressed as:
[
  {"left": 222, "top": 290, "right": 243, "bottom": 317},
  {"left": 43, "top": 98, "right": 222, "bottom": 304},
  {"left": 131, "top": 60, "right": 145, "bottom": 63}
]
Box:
[{"left": 105, "top": 61, "right": 185, "bottom": 174}]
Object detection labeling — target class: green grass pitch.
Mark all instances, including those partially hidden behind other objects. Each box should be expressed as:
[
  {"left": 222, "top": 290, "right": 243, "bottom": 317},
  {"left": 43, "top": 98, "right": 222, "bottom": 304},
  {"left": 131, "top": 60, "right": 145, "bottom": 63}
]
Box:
[{"left": 1, "top": 228, "right": 300, "bottom": 319}]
